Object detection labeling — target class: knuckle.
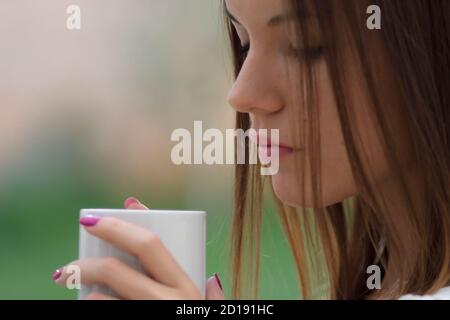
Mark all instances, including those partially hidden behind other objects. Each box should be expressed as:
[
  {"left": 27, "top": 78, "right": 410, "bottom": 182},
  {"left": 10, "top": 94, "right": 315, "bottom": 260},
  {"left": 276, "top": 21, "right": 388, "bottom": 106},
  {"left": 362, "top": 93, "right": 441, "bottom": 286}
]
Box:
[
  {"left": 100, "top": 257, "right": 122, "bottom": 276},
  {"left": 140, "top": 233, "right": 162, "bottom": 249},
  {"left": 136, "top": 233, "right": 162, "bottom": 260}
]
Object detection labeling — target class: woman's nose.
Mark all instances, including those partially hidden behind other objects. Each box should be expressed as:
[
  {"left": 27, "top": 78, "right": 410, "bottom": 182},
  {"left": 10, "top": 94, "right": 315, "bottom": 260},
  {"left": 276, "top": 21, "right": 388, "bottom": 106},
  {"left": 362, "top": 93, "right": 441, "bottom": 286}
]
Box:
[{"left": 227, "top": 54, "right": 284, "bottom": 116}]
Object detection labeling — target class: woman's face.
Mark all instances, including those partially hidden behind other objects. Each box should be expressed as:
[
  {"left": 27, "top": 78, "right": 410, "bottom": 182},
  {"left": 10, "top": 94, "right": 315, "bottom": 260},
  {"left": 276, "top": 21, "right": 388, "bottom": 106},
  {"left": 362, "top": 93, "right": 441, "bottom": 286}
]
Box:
[{"left": 225, "top": 0, "right": 408, "bottom": 208}]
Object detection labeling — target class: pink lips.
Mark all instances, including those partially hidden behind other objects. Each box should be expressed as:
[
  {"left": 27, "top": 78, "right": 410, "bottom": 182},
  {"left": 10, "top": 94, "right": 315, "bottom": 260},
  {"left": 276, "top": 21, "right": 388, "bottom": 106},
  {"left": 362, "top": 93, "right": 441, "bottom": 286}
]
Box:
[
  {"left": 258, "top": 144, "right": 294, "bottom": 158},
  {"left": 251, "top": 131, "right": 295, "bottom": 158}
]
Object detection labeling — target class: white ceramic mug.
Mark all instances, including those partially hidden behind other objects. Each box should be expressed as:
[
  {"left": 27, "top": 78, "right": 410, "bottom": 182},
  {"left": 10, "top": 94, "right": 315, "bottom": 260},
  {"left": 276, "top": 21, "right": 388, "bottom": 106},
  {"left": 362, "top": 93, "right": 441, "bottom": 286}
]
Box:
[{"left": 78, "top": 209, "right": 206, "bottom": 299}]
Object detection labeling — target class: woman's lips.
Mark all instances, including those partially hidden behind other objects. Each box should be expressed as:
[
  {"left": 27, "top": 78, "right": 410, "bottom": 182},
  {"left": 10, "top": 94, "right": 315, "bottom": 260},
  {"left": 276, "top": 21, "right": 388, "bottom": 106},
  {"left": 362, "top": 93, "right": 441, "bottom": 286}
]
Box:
[
  {"left": 250, "top": 131, "right": 298, "bottom": 159},
  {"left": 258, "top": 144, "right": 294, "bottom": 158}
]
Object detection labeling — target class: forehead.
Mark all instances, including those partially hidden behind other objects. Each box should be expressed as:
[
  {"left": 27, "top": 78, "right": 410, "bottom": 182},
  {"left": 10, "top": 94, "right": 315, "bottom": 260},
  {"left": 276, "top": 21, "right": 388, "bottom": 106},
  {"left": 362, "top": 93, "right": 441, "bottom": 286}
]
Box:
[{"left": 224, "top": 0, "right": 288, "bottom": 26}]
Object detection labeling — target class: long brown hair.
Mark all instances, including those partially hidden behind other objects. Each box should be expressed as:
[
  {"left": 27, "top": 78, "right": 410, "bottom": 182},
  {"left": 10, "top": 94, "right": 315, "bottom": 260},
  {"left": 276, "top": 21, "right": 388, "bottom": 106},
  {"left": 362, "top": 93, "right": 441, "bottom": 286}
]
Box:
[{"left": 223, "top": 0, "right": 450, "bottom": 299}]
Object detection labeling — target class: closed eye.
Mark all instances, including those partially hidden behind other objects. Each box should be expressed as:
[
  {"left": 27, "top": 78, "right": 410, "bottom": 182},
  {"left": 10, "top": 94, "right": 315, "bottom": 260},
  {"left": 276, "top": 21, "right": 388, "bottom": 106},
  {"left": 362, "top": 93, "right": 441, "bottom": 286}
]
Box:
[
  {"left": 287, "top": 44, "right": 324, "bottom": 61},
  {"left": 240, "top": 42, "right": 250, "bottom": 58}
]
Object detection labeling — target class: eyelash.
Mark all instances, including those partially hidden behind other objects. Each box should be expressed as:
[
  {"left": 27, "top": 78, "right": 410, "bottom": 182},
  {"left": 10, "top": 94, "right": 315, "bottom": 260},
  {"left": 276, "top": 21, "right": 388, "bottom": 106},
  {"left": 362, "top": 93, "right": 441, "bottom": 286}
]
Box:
[
  {"left": 239, "top": 43, "right": 250, "bottom": 58},
  {"left": 287, "top": 43, "right": 324, "bottom": 60},
  {"left": 238, "top": 42, "right": 324, "bottom": 61}
]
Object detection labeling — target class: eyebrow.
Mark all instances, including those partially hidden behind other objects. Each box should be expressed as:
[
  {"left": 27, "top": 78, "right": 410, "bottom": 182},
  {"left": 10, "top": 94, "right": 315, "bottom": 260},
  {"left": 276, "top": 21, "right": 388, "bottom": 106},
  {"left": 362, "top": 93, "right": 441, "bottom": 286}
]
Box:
[{"left": 225, "top": 6, "right": 300, "bottom": 27}]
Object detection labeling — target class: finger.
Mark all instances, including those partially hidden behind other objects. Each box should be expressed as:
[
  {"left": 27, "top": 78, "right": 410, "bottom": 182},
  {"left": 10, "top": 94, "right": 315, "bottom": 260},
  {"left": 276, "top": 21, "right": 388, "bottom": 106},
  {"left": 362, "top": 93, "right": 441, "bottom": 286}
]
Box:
[
  {"left": 83, "top": 292, "right": 119, "bottom": 300},
  {"left": 124, "top": 197, "right": 149, "bottom": 210},
  {"left": 54, "top": 258, "right": 175, "bottom": 300},
  {"left": 78, "top": 216, "right": 190, "bottom": 288},
  {"left": 206, "top": 273, "right": 225, "bottom": 300}
]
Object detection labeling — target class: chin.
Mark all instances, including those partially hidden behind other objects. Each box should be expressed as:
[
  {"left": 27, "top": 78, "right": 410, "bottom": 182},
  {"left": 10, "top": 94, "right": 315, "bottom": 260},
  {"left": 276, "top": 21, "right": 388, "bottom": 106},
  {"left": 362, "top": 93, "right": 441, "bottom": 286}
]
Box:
[
  {"left": 271, "top": 172, "right": 350, "bottom": 209},
  {"left": 271, "top": 172, "right": 308, "bottom": 207}
]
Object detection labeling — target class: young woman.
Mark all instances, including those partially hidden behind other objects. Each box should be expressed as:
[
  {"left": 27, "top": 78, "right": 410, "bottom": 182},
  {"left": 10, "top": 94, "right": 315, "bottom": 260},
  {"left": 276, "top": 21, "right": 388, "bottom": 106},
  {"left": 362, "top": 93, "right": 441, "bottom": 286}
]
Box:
[{"left": 53, "top": 0, "right": 450, "bottom": 300}]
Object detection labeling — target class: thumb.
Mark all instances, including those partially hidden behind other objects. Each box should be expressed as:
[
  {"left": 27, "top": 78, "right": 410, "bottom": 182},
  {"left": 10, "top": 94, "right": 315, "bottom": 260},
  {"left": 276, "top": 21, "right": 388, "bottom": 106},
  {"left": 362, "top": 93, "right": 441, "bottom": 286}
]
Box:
[
  {"left": 124, "top": 197, "right": 149, "bottom": 210},
  {"left": 206, "top": 273, "right": 225, "bottom": 300}
]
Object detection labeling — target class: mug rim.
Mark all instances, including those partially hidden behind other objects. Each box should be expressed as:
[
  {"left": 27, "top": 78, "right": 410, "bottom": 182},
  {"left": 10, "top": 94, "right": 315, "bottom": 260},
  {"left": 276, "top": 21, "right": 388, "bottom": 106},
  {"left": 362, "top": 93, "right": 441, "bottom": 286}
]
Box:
[{"left": 80, "top": 208, "right": 207, "bottom": 216}]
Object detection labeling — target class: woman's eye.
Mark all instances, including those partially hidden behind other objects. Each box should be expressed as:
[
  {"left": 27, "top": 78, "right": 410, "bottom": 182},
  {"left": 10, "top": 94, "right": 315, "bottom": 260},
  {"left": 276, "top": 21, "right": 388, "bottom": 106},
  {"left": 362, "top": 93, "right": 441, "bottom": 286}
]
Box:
[
  {"left": 239, "top": 42, "right": 250, "bottom": 59},
  {"left": 287, "top": 43, "right": 324, "bottom": 61}
]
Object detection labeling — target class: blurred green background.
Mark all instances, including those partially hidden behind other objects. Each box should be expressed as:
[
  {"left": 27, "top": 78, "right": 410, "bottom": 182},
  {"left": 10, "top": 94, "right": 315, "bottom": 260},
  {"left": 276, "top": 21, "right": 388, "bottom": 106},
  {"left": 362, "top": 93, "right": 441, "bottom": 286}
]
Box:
[{"left": 0, "top": 0, "right": 299, "bottom": 299}]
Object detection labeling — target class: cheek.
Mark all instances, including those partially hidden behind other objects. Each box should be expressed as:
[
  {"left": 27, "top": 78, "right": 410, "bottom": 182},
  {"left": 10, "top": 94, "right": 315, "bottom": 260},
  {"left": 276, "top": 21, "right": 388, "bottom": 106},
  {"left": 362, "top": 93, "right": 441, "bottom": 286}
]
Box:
[
  {"left": 272, "top": 60, "right": 359, "bottom": 208},
  {"left": 318, "top": 57, "right": 396, "bottom": 204},
  {"left": 319, "top": 105, "right": 358, "bottom": 204},
  {"left": 317, "top": 57, "right": 398, "bottom": 205},
  {"left": 272, "top": 48, "right": 406, "bottom": 208},
  {"left": 318, "top": 60, "right": 360, "bottom": 204}
]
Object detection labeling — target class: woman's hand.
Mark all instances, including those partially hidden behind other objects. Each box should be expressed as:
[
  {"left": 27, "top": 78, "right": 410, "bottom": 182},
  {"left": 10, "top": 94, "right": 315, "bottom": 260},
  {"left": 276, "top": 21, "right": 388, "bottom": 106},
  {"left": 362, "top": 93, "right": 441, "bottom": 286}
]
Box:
[{"left": 52, "top": 197, "right": 225, "bottom": 300}]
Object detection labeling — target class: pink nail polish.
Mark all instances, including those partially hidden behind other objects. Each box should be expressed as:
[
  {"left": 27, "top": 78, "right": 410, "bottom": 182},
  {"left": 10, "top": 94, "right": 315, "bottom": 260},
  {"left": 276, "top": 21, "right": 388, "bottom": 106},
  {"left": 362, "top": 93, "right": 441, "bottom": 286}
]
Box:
[
  {"left": 125, "top": 197, "right": 140, "bottom": 208},
  {"left": 214, "top": 272, "right": 223, "bottom": 291},
  {"left": 52, "top": 268, "right": 62, "bottom": 280},
  {"left": 79, "top": 215, "right": 100, "bottom": 227}
]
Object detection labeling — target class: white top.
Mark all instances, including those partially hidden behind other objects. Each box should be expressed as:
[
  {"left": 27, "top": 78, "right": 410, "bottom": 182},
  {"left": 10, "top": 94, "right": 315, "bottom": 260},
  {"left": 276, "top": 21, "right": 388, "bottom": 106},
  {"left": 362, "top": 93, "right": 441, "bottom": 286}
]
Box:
[{"left": 399, "top": 286, "right": 450, "bottom": 300}]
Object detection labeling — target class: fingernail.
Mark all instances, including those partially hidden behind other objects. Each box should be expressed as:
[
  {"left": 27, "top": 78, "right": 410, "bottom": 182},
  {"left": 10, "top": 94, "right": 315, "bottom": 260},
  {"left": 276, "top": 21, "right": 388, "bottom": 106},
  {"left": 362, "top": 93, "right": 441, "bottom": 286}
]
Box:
[
  {"left": 79, "top": 215, "right": 100, "bottom": 227},
  {"left": 214, "top": 272, "right": 223, "bottom": 291},
  {"left": 52, "top": 268, "right": 63, "bottom": 281},
  {"left": 125, "top": 197, "right": 140, "bottom": 208}
]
